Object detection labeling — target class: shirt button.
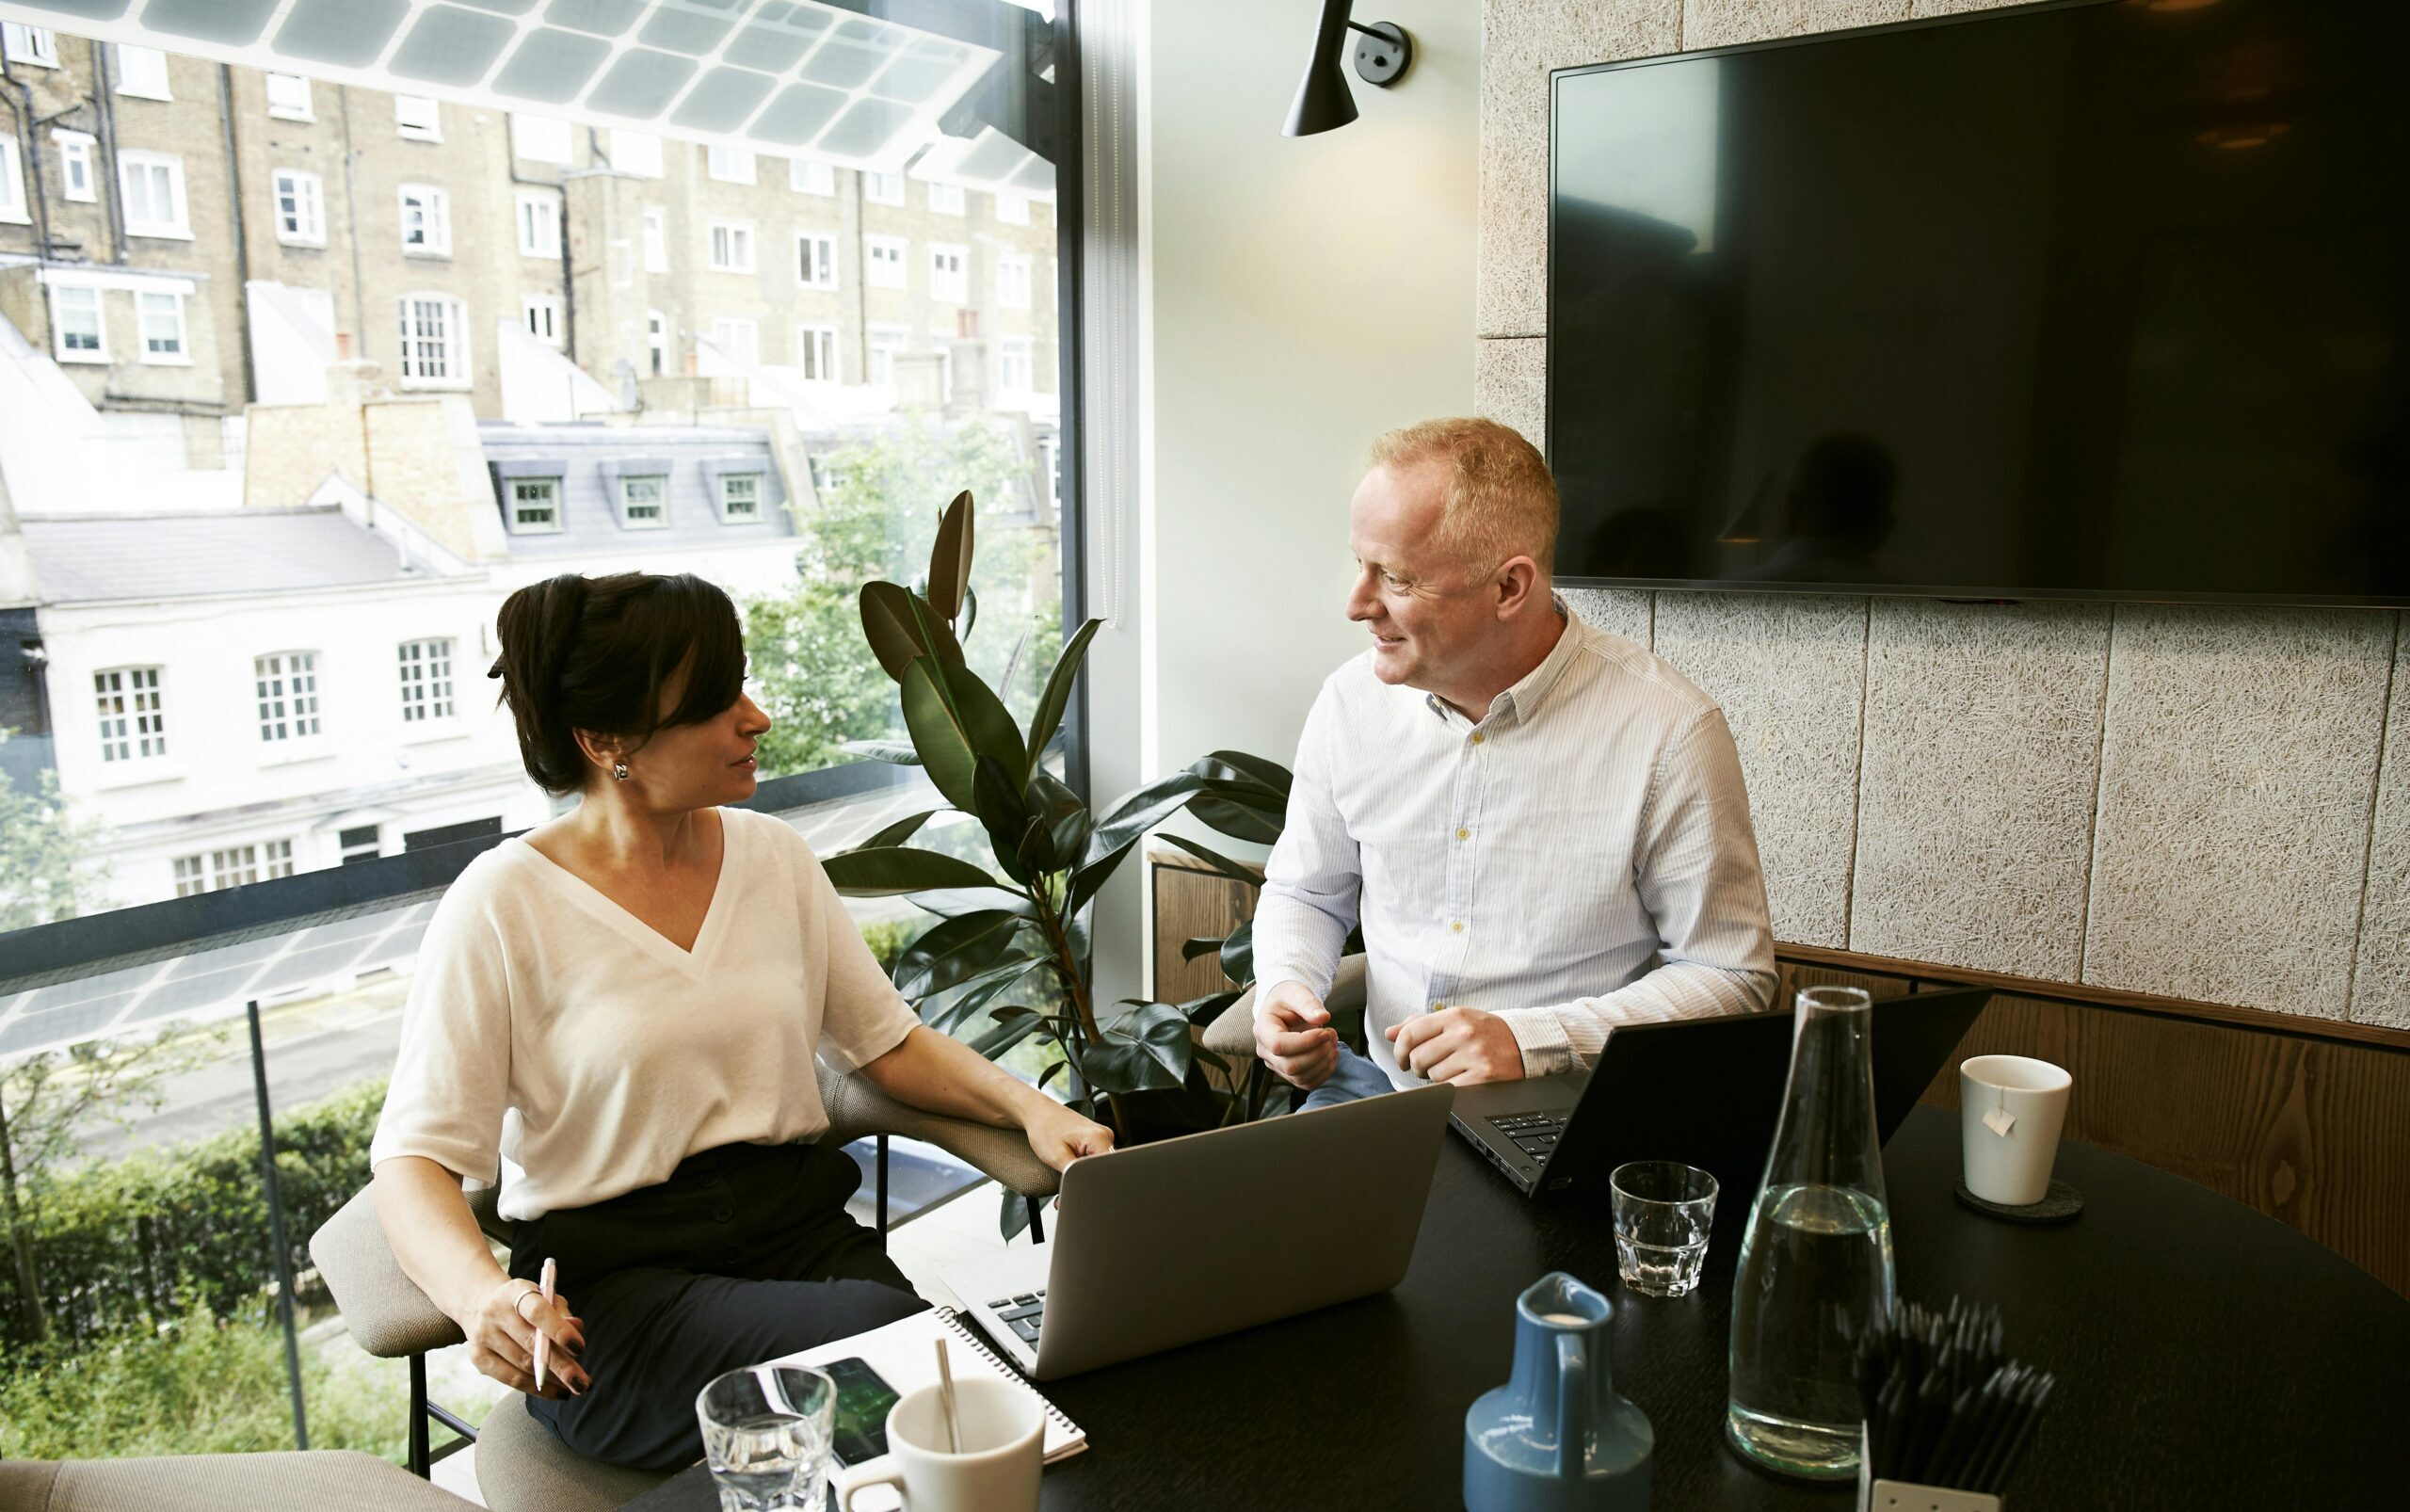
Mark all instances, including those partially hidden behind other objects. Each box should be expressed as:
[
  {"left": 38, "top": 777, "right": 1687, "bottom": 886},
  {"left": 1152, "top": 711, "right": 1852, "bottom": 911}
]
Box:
[
  {"left": 1430, "top": 1002, "right": 1444, "bottom": 1013},
  {"left": 1456, "top": 828, "right": 1470, "bottom": 840},
  {"left": 712, "top": 1202, "right": 735, "bottom": 1223},
  {"left": 701, "top": 1175, "right": 723, "bottom": 1189},
  {"left": 1470, "top": 732, "right": 1485, "bottom": 745},
  {"left": 1451, "top": 921, "right": 1465, "bottom": 933}
]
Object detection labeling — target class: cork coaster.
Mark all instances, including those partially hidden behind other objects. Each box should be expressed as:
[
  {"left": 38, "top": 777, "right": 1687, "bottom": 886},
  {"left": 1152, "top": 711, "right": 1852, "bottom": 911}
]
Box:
[{"left": 1952, "top": 1178, "right": 2083, "bottom": 1225}]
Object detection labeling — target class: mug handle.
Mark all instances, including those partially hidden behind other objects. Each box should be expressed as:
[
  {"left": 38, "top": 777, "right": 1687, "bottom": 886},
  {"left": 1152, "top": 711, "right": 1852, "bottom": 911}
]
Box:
[{"left": 834, "top": 1456, "right": 907, "bottom": 1510}]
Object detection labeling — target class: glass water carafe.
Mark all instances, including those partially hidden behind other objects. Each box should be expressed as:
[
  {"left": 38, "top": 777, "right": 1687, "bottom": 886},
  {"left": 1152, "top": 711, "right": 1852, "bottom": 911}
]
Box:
[{"left": 1726, "top": 986, "right": 1896, "bottom": 1480}]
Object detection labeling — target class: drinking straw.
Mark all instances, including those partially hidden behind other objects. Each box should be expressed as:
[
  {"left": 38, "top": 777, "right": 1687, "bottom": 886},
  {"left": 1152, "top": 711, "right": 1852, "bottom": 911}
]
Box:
[{"left": 935, "top": 1339, "right": 960, "bottom": 1454}]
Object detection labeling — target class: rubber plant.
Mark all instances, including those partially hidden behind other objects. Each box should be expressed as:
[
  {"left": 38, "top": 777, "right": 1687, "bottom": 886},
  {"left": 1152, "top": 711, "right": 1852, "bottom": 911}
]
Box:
[{"left": 819, "top": 493, "right": 1291, "bottom": 1221}]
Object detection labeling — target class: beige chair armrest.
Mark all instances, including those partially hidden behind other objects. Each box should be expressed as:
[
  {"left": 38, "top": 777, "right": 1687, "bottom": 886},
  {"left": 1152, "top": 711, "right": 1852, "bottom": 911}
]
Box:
[
  {"left": 817, "top": 1061, "right": 1060, "bottom": 1200},
  {"left": 6, "top": 1451, "right": 479, "bottom": 1511},
  {"left": 309, "top": 1182, "right": 500, "bottom": 1359},
  {"left": 1200, "top": 955, "right": 1371, "bottom": 1061}
]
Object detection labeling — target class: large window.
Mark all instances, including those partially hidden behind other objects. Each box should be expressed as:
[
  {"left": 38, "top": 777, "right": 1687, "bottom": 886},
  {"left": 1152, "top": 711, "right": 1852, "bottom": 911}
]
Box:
[
  {"left": 137, "top": 291, "right": 189, "bottom": 363},
  {"left": 120, "top": 153, "right": 189, "bottom": 238},
  {"left": 928, "top": 245, "right": 968, "bottom": 304},
  {"left": 709, "top": 220, "right": 756, "bottom": 273},
  {"left": 50, "top": 283, "right": 105, "bottom": 361},
  {"left": 867, "top": 234, "right": 908, "bottom": 289},
  {"left": 397, "top": 638, "right": 456, "bottom": 722},
  {"left": 517, "top": 192, "right": 562, "bottom": 259},
  {"left": 396, "top": 294, "right": 468, "bottom": 386},
  {"left": 2, "top": 23, "right": 57, "bottom": 66},
  {"left": 254, "top": 652, "right": 322, "bottom": 743},
  {"left": 797, "top": 325, "right": 839, "bottom": 383},
  {"left": 115, "top": 43, "right": 172, "bottom": 99},
  {"left": 796, "top": 233, "right": 837, "bottom": 290},
  {"left": 272, "top": 169, "right": 325, "bottom": 246},
  {"left": 94, "top": 667, "right": 168, "bottom": 764},
  {"left": 399, "top": 185, "right": 451, "bottom": 255},
  {"left": 265, "top": 72, "right": 313, "bottom": 121}
]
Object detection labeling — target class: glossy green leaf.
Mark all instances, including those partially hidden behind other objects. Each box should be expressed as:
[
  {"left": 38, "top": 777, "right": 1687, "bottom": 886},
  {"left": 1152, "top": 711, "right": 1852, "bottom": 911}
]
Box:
[
  {"left": 1156, "top": 831, "right": 1263, "bottom": 889},
  {"left": 1023, "top": 618, "right": 1102, "bottom": 781},
  {"left": 821, "top": 845, "right": 999, "bottom": 896},
  {"left": 911, "top": 887, "right": 1039, "bottom": 920},
  {"left": 967, "top": 1007, "right": 1047, "bottom": 1059},
  {"left": 860, "top": 581, "right": 962, "bottom": 683},
  {"left": 1218, "top": 918, "right": 1256, "bottom": 985},
  {"left": 1195, "top": 749, "right": 1293, "bottom": 802},
  {"left": 927, "top": 491, "right": 974, "bottom": 623},
  {"left": 1067, "top": 771, "right": 1206, "bottom": 913},
  {"left": 972, "top": 754, "right": 1037, "bottom": 883},
  {"left": 923, "top": 957, "right": 1040, "bottom": 1034},
  {"left": 1000, "top": 1187, "right": 1033, "bottom": 1242},
  {"left": 856, "top": 809, "right": 939, "bottom": 849},
  {"left": 1188, "top": 792, "right": 1284, "bottom": 845},
  {"left": 901, "top": 656, "right": 1027, "bottom": 814},
  {"left": 892, "top": 909, "right": 1030, "bottom": 999},
  {"left": 1180, "top": 934, "right": 1226, "bottom": 963},
  {"left": 1074, "top": 1002, "right": 1195, "bottom": 1093},
  {"left": 1181, "top": 989, "right": 1245, "bottom": 1026}
]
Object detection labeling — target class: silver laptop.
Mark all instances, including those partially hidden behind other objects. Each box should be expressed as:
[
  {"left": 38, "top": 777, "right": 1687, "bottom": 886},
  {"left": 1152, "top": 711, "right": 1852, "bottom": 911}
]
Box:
[{"left": 940, "top": 1084, "right": 1455, "bottom": 1380}]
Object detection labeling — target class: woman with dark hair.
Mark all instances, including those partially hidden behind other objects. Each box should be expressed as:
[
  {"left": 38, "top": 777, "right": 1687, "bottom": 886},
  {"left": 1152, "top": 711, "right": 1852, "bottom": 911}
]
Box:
[{"left": 368, "top": 571, "right": 1112, "bottom": 1470}]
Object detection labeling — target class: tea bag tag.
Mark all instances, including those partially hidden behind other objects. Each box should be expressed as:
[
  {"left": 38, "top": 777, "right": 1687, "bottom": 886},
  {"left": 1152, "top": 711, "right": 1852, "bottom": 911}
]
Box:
[{"left": 1982, "top": 1095, "right": 2016, "bottom": 1138}]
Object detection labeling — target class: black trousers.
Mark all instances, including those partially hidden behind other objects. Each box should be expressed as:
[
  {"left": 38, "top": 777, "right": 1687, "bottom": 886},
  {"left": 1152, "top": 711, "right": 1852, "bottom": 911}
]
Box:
[{"left": 509, "top": 1140, "right": 925, "bottom": 1471}]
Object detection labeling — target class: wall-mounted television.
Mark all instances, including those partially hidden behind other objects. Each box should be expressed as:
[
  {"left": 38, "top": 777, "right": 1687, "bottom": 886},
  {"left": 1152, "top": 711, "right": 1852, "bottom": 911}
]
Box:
[{"left": 1547, "top": 0, "right": 2407, "bottom": 606}]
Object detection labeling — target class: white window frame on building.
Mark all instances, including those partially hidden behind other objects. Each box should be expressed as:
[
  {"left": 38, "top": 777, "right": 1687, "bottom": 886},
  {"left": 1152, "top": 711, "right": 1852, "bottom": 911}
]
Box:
[
  {"left": 272, "top": 168, "right": 325, "bottom": 246},
  {"left": 648, "top": 309, "right": 668, "bottom": 375},
  {"left": 717, "top": 471, "right": 764, "bottom": 523},
  {"left": 997, "top": 251, "right": 1032, "bottom": 309},
  {"left": 49, "top": 282, "right": 106, "bottom": 362},
  {"left": 395, "top": 95, "right": 442, "bottom": 141},
  {"left": 54, "top": 130, "right": 96, "bottom": 203},
  {"left": 708, "top": 315, "right": 759, "bottom": 365},
  {"left": 2, "top": 24, "right": 57, "bottom": 67},
  {"left": 642, "top": 206, "right": 668, "bottom": 272},
  {"left": 254, "top": 651, "right": 322, "bottom": 745},
  {"left": 505, "top": 475, "right": 565, "bottom": 534},
  {"left": 796, "top": 324, "right": 838, "bottom": 383},
  {"left": 338, "top": 825, "right": 382, "bottom": 864},
  {"left": 706, "top": 143, "right": 756, "bottom": 184},
  {"left": 790, "top": 157, "right": 834, "bottom": 195},
  {"left": 513, "top": 114, "right": 573, "bottom": 165},
  {"left": 1036, "top": 434, "right": 1061, "bottom": 510},
  {"left": 999, "top": 335, "right": 1033, "bottom": 393},
  {"left": 866, "top": 234, "right": 908, "bottom": 290},
  {"left": 93, "top": 666, "right": 167, "bottom": 765},
  {"left": 929, "top": 243, "right": 968, "bottom": 304},
  {"left": 927, "top": 181, "right": 965, "bottom": 216},
  {"left": 708, "top": 219, "right": 756, "bottom": 274},
  {"left": 119, "top": 152, "right": 190, "bottom": 239},
  {"left": 867, "top": 322, "right": 908, "bottom": 385},
  {"left": 115, "top": 44, "right": 171, "bottom": 100},
  {"left": 608, "top": 130, "right": 663, "bottom": 176},
  {"left": 398, "top": 638, "right": 458, "bottom": 724},
  {"left": 265, "top": 72, "right": 313, "bottom": 121},
  {"left": 395, "top": 294, "right": 470, "bottom": 389},
  {"left": 171, "top": 843, "right": 285, "bottom": 894},
  {"left": 996, "top": 192, "right": 1030, "bottom": 225},
  {"left": 517, "top": 190, "right": 562, "bottom": 258},
  {"left": 864, "top": 170, "right": 906, "bottom": 205},
  {"left": 795, "top": 232, "right": 837, "bottom": 290},
  {"left": 399, "top": 184, "right": 452, "bottom": 256},
  {"left": 0, "top": 138, "right": 25, "bottom": 224},
  {"left": 616, "top": 471, "right": 669, "bottom": 529},
  {"left": 137, "top": 290, "right": 189, "bottom": 364},
  {"left": 522, "top": 294, "right": 563, "bottom": 346}
]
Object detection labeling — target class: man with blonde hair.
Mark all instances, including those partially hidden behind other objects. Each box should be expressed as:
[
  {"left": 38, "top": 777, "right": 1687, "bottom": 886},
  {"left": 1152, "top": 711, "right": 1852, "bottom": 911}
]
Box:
[{"left": 1251, "top": 418, "right": 1775, "bottom": 1105}]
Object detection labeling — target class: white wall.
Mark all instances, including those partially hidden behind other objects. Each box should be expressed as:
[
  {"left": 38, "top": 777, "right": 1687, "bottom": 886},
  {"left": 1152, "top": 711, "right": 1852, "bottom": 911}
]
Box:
[{"left": 1139, "top": 0, "right": 1480, "bottom": 782}]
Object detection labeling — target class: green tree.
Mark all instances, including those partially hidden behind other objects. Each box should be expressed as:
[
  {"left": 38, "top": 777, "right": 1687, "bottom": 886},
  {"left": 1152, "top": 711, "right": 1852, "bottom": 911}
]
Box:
[
  {"left": 746, "top": 420, "right": 1061, "bottom": 777},
  {"left": 0, "top": 731, "right": 106, "bottom": 932}
]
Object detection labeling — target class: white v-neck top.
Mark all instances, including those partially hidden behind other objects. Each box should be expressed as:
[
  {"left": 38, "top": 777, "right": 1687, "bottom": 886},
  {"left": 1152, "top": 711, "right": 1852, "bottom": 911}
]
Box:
[{"left": 369, "top": 808, "right": 919, "bottom": 1221}]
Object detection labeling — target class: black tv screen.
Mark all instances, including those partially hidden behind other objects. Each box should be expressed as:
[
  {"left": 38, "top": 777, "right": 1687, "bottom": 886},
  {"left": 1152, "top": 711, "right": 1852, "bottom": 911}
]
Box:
[{"left": 1548, "top": 0, "right": 2408, "bottom": 605}]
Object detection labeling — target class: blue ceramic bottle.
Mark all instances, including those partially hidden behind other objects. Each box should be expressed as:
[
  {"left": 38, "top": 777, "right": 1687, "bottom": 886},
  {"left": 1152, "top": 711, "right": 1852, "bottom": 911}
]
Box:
[{"left": 1463, "top": 1272, "right": 1653, "bottom": 1512}]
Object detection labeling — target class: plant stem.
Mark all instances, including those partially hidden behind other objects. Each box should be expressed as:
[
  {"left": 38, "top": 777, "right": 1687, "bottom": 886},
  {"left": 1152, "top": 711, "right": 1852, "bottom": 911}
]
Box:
[{"left": 1033, "top": 880, "right": 1124, "bottom": 1136}]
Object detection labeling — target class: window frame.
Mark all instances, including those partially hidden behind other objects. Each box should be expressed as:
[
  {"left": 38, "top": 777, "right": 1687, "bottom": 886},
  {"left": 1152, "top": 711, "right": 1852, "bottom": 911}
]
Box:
[
  {"left": 2, "top": 24, "right": 57, "bottom": 68},
  {"left": 93, "top": 666, "right": 169, "bottom": 767},
  {"left": 616, "top": 472, "right": 669, "bottom": 530},
  {"left": 253, "top": 651, "right": 324, "bottom": 747},
  {"left": 706, "top": 143, "right": 756, "bottom": 184},
  {"left": 707, "top": 219, "right": 757, "bottom": 274},
  {"left": 795, "top": 231, "right": 837, "bottom": 290},
  {"left": 796, "top": 324, "right": 839, "bottom": 384},
  {"left": 999, "top": 335, "right": 1034, "bottom": 393},
  {"left": 790, "top": 157, "right": 835, "bottom": 195},
  {"left": 512, "top": 114, "right": 573, "bottom": 166},
  {"left": 928, "top": 242, "right": 969, "bottom": 304},
  {"left": 119, "top": 151, "right": 191, "bottom": 239},
  {"left": 505, "top": 475, "right": 566, "bottom": 534},
  {"left": 522, "top": 294, "right": 563, "bottom": 347},
  {"left": 716, "top": 471, "right": 764, "bottom": 523},
  {"left": 647, "top": 308, "right": 668, "bottom": 375},
  {"left": 865, "top": 233, "right": 908, "bottom": 290},
  {"left": 517, "top": 189, "right": 562, "bottom": 259},
  {"left": 55, "top": 130, "right": 96, "bottom": 203},
  {"left": 866, "top": 322, "right": 908, "bottom": 386},
  {"left": 395, "top": 293, "right": 471, "bottom": 390},
  {"left": 265, "top": 72, "right": 313, "bottom": 121},
  {"left": 137, "top": 289, "right": 191, "bottom": 365},
  {"left": 0, "top": 137, "right": 24, "bottom": 224},
  {"left": 707, "top": 315, "right": 760, "bottom": 365},
  {"left": 863, "top": 169, "right": 906, "bottom": 205},
  {"left": 642, "top": 206, "right": 669, "bottom": 272},
  {"left": 399, "top": 184, "right": 452, "bottom": 257},
  {"left": 997, "top": 251, "right": 1033, "bottom": 310},
  {"left": 927, "top": 180, "right": 966, "bottom": 216},
  {"left": 49, "top": 282, "right": 107, "bottom": 363},
  {"left": 271, "top": 168, "right": 326, "bottom": 247},
  {"left": 397, "top": 637, "right": 458, "bottom": 725},
  {"left": 394, "top": 95, "right": 443, "bottom": 141},
  {"left": 114, "top": 43, "right": 172, "bottom": 100}
]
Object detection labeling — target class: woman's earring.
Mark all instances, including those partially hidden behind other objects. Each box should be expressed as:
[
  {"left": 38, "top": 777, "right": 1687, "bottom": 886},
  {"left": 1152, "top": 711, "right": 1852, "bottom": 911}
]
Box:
[{"left": 613, "top": 761, "right": 630, "bottom": 781}]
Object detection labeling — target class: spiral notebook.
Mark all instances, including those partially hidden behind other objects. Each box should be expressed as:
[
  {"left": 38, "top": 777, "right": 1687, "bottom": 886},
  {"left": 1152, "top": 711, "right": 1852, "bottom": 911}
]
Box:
[{"left": 778, "top": 1307, "right": 1087, "bottom": 1465}]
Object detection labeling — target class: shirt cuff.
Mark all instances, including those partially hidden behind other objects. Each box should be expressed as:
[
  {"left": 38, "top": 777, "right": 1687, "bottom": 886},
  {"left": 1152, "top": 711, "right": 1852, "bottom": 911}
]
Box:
[{"left": 1490, "top": 1006, "right": 1577, "bottom": 1079}]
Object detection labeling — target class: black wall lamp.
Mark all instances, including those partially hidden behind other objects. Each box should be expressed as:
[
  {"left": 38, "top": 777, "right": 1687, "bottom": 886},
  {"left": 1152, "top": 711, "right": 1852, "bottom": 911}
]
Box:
[{"left": 1283, "top": 1, "right": 1415, "bottom": 137}]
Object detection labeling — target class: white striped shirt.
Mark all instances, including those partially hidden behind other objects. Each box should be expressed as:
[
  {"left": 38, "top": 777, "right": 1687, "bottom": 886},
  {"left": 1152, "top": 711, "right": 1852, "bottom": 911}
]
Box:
[{"left": 1252, "top": 605, "right": 1777, "bottom": 1086}]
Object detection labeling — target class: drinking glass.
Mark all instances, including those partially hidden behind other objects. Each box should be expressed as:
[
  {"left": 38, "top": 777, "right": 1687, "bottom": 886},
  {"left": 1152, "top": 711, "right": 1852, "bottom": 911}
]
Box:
[
  {"left": 696, "top": 1364, "right": 837, "bottom": 1512},
  {"left": 1609, "top": 1160, "right": 1719, "bottom": 1296}
]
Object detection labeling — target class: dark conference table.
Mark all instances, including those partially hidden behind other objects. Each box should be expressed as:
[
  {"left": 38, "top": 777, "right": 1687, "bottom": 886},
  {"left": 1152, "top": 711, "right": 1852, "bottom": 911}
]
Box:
[{"left": 631, "top": 1106, "right": 2409, "bottom": 1510}]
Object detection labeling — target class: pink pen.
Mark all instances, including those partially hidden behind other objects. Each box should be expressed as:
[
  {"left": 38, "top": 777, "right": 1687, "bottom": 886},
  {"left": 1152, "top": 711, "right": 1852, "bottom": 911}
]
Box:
[{"left": 534, "top": 1256, "right": 556, "bottom": 1391}]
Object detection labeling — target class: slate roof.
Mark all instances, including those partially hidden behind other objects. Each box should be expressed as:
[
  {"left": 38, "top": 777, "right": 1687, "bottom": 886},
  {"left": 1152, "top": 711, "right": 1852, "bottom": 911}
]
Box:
[
  {"left": 20, "top": 509, "right": 413, "bottom": 604},
  {"left": 476, "top": 423, "right": 797, "bottom": 557}
]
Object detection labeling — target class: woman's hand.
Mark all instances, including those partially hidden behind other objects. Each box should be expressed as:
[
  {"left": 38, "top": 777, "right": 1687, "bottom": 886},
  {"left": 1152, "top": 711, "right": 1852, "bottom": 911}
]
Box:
[
  {"left": 1025, "top": 1103, "right": 1116, "bottom": 1172},
  {"left": 462, "top": 1276, "right": 592, "bottom": 1399}
]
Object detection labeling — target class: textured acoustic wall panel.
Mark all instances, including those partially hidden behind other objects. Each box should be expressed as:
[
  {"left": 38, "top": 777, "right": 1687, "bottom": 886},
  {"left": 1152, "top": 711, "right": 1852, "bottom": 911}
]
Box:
[
  {"left": 2084, "top": 607, "right": 2398, "bottom": 1018},
  {"left": 1473, "top": 336, "right": 1545, "bottom": 453},
  {"left": 1652, "top": 590, "right": 1867, "bottom": 945},
  {"left": 1851, "top": 599, "right": 2110, "bottom": 978},
  {"left": 1562, "top": 587, "right": 1652, "bottom": 649},
  {"left": 1911, "top": 0, "right": 2032, "bottom": 16},
  {"left": 1680, "top": 0, "right": 1910, "bottom": 51},
  {"left": 1477, "top": 0, "right": 1679, "bottom": 338},
  {"left": 2350, "top": 617, "right": 2410, "bottom": 1028}
]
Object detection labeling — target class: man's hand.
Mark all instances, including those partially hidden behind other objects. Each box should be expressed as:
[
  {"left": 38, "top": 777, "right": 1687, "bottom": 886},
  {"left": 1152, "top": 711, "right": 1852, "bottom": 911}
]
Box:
[
  {"left": 1026, "top": 1103, "right": 1116, "bottom": 1171},
  {"left": 1255, "top": 980, "right": 1340, "bottom": 1090},
  {"left": 1387, "top": 1005, "right": 1524, "bottom": 1086}
]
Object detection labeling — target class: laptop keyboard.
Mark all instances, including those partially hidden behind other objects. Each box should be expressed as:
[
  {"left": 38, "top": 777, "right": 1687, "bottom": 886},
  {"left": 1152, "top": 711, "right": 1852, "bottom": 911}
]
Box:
[
  {"left": 987, "top": 1288, "right": 1047, "bottom": 1346},
  {"left": 1487, "top": 1111, "right": 1568, "bottom": 1161}
]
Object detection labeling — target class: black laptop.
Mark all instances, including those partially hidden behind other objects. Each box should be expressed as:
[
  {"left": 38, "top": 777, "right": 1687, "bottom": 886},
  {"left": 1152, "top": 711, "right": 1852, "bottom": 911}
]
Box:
[{"left": 1449, "top": 988, "right": 1994, "bottom": 1198}]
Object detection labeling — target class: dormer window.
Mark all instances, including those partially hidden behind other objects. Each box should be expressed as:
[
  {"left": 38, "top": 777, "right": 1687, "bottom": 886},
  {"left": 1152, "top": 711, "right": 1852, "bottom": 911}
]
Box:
[{"left": 718, "top": 473, "right": 763, "bottom": 523}]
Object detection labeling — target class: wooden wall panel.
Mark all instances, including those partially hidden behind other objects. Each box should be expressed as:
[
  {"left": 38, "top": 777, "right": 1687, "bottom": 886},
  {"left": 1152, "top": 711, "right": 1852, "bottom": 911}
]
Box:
[{"left": 1150, "top": 858, "right": 1254, "bottom": 1005}]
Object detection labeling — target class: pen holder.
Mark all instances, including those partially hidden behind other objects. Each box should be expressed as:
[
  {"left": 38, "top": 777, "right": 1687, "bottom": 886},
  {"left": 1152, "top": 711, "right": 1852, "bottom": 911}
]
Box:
[{"left": 1856, "top": 1426, "right": 2002, "bottom": 1512}]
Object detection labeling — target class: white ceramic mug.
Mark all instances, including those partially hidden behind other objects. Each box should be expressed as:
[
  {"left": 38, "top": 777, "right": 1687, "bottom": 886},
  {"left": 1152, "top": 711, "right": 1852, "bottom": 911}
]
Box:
[
  {"left": 833, "top": 1377, "right": 1043, "bottom": 1512},
  {"left": 1959, "top": 1054, "right": 2072, "bottom": 1206}
]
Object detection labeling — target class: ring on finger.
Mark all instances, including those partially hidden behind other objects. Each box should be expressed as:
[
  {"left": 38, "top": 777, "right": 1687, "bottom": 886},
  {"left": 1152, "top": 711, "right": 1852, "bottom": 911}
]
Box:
[{"left": 511, "top": 1281, "right": 543, "bottom": 1321}]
